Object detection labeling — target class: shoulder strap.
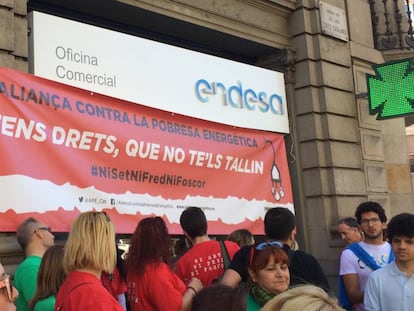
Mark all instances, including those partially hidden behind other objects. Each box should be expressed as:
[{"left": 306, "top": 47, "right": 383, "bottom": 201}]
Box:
[
  {"left": 388, "top": 247, "right": 395, "bottom": 263},
  {"left": 338, "top": 275, "right": 353, "bottom": 310},
  {"left": 219, "top": 240, "right": 231, "bottom": 269},
  {"left": 347, "top": 243, "right": 381, "bottom": 270}
]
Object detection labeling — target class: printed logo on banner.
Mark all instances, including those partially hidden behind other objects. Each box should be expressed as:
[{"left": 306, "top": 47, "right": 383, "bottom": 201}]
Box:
[
  {"left": 77, "top": 197, "right": 107, "bottom": 204},
  {"left": 194, "top": 79, "right": 284, "bottom": 115}
]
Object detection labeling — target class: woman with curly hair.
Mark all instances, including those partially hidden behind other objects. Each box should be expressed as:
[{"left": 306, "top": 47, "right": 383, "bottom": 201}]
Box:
[{"left": 125, "top": 216, "right": 202, "bottom": 311}]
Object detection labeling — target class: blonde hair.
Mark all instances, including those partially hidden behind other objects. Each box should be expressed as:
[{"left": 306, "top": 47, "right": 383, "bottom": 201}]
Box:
[
  {"left": 63, "top": 211, "right": 116, "bottom": 274},
  {"left": 227, "top": 229, "right": 254, "bottom": 247},
  {"left": 261, "top": 285, "right": 344, "bottom": 311}
]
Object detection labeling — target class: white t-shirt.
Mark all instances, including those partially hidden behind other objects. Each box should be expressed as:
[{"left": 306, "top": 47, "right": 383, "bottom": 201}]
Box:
[{"left": 339, "top": 241, "right": 392, "bottom": 311}]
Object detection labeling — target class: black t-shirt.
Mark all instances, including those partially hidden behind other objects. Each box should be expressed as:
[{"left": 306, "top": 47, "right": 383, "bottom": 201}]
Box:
[{"left": 228, "top": 243, "right": 331, "bottom": 291}]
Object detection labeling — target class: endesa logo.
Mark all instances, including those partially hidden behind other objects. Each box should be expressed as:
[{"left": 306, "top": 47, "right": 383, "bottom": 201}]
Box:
[{"left": 194, "top": 79, "right": 284, "bottom": 115}]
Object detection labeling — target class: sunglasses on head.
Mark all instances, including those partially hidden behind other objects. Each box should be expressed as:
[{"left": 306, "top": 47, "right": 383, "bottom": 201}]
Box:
[
  {"left": 0, "top": 274, "right": 12, "bottom": 302},
  {"left": 249, "top": 241, "right": 283, "bottom": 266},
  {"left": 255, "top": 241, "right": 283, "bottom": 250}
]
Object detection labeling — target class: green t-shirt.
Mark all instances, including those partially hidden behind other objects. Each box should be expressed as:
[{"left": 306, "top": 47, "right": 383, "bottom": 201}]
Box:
[
  {"left": 33, "top": 296, "right": 56, "bottom": 311},
  {"left": 246, "top": 293, "right": 261, "bottom": 311},
  {"left": 14, "top": 256, "right": 42, "bottom": 311}
]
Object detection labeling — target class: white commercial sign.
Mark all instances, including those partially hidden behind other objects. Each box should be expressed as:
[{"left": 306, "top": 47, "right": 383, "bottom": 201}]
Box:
[{"left": 29, "top": 11, "right": 289, "bottom": 133}]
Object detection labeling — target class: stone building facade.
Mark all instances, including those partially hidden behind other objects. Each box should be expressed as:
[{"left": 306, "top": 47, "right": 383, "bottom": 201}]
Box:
[{"left": 1, "top": 0, "right": 413, "bottom": 289}]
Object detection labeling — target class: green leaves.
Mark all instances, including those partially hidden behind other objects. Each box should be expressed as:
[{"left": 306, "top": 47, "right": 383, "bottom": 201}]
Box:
[{"left": 367, "top": 58, "right": 414, "bottom": 119}]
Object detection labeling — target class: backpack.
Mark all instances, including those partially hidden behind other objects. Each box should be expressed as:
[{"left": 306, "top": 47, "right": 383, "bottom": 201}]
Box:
[{"left": 338, "top": 243, "right": 394, "bottom": 310}]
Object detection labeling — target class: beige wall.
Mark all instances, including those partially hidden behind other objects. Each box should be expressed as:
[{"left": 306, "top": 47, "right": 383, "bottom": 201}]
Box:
[{"left": 0, "top": 0, "right": 28, "bottom": 72}]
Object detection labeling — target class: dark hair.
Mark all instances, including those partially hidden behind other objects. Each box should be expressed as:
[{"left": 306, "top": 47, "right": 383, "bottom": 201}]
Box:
[
  {"left": 180, "top": 207, "right": 207, "bottom": 238},
  {"left": 264, "top": 208, "right": 295, "bottom": 241},
  {"left": 227, "top": 229, "right": 254, "bottom": 247},
  {"left": 338, "top": 217, "right": 359, "bottom": 229},
  {"left": 387, "top": 213, "right": 414, "bottom": 242},
  {"left": 30, "top": 245, "right": 66, "bottom": 310},
  {"left": 249, "top": 245, "right": 288, "bottom": 274},
  {"left": 126, "top": 217, "right": 172, "bottom": 276},
  {"left": 192, "top": 284, "right": 246, "bottom": 311},
  {"left": 355, "top": 201, "right": 387, "bottom": 223}
]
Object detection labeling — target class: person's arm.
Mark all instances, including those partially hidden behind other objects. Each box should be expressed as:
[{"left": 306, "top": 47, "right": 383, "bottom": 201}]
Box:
[
  {"left": 339, "top": 248, "right": 363, "bottom": 304},
  {"left": 181, "top": 290, "right": 195, "bottom": 311},
  {"left": 342, "top": 274, "right": 364, "bottom": 304},
  {"left": 220, "top": 269, "right": 242, "bottom": 288},
  {"left": 220, "top": 245, "right": 250, "bottom": 287},
  {"left": 180, "top": 278, "right": 203, "bottom": 311}
]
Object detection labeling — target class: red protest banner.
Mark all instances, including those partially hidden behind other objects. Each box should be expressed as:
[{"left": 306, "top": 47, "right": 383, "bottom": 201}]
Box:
[{"left": 0, "top": 67, "right": 293, "bottom": 234}]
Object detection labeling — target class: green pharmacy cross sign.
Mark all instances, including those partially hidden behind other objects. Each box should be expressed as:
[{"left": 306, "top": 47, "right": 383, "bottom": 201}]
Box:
[{"left": 367, "top": 58, "right": 414, "bottom": 120}]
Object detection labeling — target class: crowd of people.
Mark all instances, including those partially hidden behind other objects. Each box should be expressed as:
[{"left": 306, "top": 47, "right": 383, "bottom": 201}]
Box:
[{"left": 0, "top": 202, "right": 412, "bottom": 311}]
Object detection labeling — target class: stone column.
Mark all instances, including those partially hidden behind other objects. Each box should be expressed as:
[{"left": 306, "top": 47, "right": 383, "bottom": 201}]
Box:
[{"left": 0, "top": 0, "right": 28, "bottom": 71}]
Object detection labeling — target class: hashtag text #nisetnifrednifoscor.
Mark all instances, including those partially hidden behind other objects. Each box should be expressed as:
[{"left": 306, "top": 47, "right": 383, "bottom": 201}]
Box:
[{"left": 90, "top": 165, "right": 206, "bottom": 188}]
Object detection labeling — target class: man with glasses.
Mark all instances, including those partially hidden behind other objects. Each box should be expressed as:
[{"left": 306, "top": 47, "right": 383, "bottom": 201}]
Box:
[
  {"left": 14, "top": 218, "right": 55, "bottom": 311},
  {"left": 339, "top": 201, "right": 392, "bottom": 311},
  {"left": 221, "top": 207, "right": 330, "bottom": 291}
]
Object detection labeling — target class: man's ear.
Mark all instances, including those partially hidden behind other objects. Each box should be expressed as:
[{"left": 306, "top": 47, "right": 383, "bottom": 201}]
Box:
[
  {"left": 33, "top": 228, "right": 41, "bottom": 239},
  {"left": 290, "top": 226, "right": 297, "bottom": 241}
]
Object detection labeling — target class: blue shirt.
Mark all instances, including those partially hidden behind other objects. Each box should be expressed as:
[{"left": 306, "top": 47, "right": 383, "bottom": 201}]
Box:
[{"left": 364, "top": 261, "right": 414, "bottom": 311}]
